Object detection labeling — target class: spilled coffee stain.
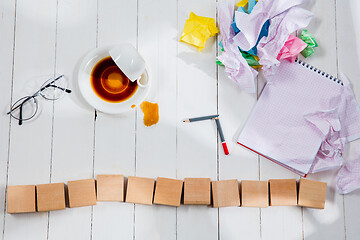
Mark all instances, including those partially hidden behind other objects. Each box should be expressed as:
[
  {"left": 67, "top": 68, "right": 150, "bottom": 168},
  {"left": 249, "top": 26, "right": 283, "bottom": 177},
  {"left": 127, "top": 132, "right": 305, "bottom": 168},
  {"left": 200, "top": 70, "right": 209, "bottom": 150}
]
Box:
[
  {"left": 140, "top": 101, "right": 159, "bottom": 127},
  {"left": 131, "top": 104, "right": 136, "bottom": 109}
]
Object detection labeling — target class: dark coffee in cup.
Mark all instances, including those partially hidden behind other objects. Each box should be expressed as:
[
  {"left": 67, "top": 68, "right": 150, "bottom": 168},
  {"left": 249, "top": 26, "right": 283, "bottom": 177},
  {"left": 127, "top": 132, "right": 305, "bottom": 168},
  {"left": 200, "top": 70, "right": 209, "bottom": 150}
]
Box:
[{"left": 91, "top": 57, "right": 138, "bottom": 103}]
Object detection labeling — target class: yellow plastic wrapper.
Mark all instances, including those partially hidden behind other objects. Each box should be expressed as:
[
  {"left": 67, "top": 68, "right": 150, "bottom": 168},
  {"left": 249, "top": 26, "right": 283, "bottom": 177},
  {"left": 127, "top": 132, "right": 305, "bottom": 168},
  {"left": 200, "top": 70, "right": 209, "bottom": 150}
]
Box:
[
  {"left": 237, "top": 0, "right": 248, "bottom": 7},
  {"left": 180, "top": 12, "right": 219, "bottom": 51},
  {"left": 236, "top": 0, "right": 258, "bottom": 9}
]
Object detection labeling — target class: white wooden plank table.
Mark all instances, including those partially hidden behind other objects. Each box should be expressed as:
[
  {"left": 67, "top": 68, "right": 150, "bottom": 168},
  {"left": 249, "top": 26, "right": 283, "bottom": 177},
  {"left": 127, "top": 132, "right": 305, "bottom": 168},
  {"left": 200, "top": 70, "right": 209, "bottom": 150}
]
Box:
[{"left": 1, "top": 0, "right": 360, "bottom": 239}]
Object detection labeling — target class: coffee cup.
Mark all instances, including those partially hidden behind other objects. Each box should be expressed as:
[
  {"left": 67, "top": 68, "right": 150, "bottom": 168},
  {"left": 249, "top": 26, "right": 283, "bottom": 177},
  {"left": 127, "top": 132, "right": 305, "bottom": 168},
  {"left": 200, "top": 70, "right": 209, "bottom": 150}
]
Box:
[
  {"left": 109, "top": 44, "right": 146, "bottom": 86},
  {"left": 78, "top": 46, "right": 151, "bottom": 114}
]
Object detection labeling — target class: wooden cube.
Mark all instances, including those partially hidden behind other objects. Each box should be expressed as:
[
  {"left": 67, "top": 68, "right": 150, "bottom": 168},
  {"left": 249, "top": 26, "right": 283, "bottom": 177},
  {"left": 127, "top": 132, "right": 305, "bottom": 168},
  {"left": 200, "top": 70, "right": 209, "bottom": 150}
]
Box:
[
  {"left": 97, "top": 175, "right": 124, "bottom": 201},
  {"left": 68, "top": 179, "right": 97, "bottom": 208},
  {"left": 184, "top": 178, "right": 211, "bottom": 205},
  {"left": 154, "top": 177, "right": 183, "bottom": 207},
  {"left": 37, "top": 183, "right": 66, "bottom": 211},
  {"left": 212, "top": 179, "right": 240, "bottom": 208},
  {"left": 298, "top": 178, "right": 327, "bottom": 209},
  {"left": 269, "top": 179, "right": 297, "bottom": 206},
  {"left": 241, "top": 180, "right": 269, "bottom": 208},
  {"left": 126, "top": 176, "right": 155, "bottom": 205},
  {"left": 7, "top": 185, "right": 36, "bottom": 213}
]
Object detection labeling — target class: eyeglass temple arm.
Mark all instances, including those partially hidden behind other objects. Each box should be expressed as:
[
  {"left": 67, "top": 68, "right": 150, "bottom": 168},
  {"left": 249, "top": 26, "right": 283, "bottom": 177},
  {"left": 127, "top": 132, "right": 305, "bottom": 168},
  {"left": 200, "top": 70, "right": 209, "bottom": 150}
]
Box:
[
  {"left": 19, "top": 102, "right": 23, "bottom": 125},
  {"left": 48, "top": 84, "right": 72, "bottom": 93},
  {"left": 39, "top": 74, "right": 64, "bottom": 92}
]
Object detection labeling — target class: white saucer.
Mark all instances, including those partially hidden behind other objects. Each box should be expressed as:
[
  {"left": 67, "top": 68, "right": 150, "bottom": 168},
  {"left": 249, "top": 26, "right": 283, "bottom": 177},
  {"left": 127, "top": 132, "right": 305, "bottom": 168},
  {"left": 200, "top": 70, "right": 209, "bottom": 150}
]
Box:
[{"left": 77, "top": 46, "right": 150, "bottom": 114}]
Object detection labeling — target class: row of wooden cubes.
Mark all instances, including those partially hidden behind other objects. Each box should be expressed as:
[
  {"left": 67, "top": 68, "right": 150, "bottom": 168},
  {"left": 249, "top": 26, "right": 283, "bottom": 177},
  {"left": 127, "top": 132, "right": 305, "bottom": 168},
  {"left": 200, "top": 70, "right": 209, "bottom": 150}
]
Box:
[
  {"left": 212, "top": 179, "right": 326, "bottom": 208},
  {"left": 7, "top": 176, "right": 327, "bottom": 213}
]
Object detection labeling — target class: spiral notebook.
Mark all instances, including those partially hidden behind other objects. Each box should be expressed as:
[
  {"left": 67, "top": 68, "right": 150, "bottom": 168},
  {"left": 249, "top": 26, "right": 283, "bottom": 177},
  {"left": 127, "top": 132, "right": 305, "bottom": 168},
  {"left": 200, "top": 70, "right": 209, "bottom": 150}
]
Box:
[{"left": 237, "top": 59, "right": 346, "bottom": 176}]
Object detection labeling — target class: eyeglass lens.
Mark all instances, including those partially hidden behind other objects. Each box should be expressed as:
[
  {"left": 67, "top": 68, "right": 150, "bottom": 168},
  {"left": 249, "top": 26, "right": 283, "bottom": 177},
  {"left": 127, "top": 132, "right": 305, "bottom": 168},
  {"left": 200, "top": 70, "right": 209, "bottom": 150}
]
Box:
[
  {"left": 40, "top": 75, "right": 70, "bottom": 100},
  {"left": 9, "top": 96, "right": 38, "bottom": 125}
]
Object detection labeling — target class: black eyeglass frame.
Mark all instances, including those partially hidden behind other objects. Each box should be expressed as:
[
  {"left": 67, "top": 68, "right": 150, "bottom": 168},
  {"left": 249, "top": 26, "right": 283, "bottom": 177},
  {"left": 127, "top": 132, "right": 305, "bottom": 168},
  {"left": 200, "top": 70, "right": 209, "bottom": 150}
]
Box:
[{"left": 7, "top": 75, "right": 71, "bottom": 125}]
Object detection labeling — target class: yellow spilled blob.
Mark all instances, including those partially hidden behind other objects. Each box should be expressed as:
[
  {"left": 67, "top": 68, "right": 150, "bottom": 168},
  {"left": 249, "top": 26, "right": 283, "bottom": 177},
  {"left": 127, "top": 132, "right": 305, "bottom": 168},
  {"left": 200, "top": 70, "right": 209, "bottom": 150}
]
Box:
[{"left": 140, "top": 101, "right": 159, "bottom": 127}]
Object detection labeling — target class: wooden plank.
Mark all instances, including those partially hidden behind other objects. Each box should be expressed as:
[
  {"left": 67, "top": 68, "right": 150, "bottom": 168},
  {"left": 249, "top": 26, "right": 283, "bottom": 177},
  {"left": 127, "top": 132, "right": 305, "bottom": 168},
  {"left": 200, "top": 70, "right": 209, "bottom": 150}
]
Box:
[
  {"left": 259, "top": 111, "right": 302, "bottom": 239},
  {"left": 336, "top": 0, "right": 360, "bottom": 239},
  {"left": 176, "top": 0, "right": 218, "bottom": 239},
  {"left": 218, "top": 86, "right": 260, "bottom": 239},
  {"left": 47, "top": 0, "right": 97, "bottom": 239},
  {"left": 135, "top": 0, "right": 177, "bottom": 238},
  {"left": 0, "top": 0, "right": 15, "bottom": 237},
  {"left": 92, "top": 0, "right": 137, "bottom": 238},
  {"left": 261, "top": 206, "right": 302, "bottom": 240},
  {"left": 260, "top": 165, "right": 302, "bottom": 240},
  {"left": 217, "top": 0, "right": 260, "bottom": 238},
  {"left": 259, "top": 1, "right": 340, "bottom": 238},
  {"left": 258, "top": 26, "right": 302, "bottom": 235},
  {"left": 3, "top": 0, "right": 57, "bottom": 238},
  {"left": 300, "top": 0, "right": 346, "bottom": 239}
]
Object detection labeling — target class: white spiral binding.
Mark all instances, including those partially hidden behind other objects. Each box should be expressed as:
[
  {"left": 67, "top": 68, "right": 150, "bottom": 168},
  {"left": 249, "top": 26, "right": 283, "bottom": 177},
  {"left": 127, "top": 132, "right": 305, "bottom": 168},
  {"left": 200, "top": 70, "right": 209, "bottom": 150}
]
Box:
[{"left": 294, "top": 59, "right": 343, "bottom": 86}]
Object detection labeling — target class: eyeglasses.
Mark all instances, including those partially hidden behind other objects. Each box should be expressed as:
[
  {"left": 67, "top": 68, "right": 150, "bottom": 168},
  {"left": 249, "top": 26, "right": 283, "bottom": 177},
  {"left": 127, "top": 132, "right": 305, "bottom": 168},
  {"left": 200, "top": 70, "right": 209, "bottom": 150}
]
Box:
[{"left": 7, "top": 75, "right": 71, "bottom": 125}]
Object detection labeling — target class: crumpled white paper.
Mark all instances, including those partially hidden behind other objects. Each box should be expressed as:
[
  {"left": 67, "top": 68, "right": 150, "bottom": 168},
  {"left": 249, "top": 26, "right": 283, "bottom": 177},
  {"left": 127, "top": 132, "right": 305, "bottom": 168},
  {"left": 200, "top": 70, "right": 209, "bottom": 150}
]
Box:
[
  {"left": 217, "top": 0, "right": 313, "bottom": 92},
  {"left": 233, "top": 0, "right": 310, "bottom": 51},
  {"left": 217, "top": 1, "right": 258, "bottom": 93},
  {"left": 257, "top": 7, "right": 313, "bottom": 74}
]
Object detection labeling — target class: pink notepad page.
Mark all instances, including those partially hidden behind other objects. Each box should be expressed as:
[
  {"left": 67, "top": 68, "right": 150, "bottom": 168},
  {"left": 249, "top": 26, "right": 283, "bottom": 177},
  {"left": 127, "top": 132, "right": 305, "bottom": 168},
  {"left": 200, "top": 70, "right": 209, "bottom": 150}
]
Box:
[{"left": 238, "top": 60, "right": 354, "bottom": 176}]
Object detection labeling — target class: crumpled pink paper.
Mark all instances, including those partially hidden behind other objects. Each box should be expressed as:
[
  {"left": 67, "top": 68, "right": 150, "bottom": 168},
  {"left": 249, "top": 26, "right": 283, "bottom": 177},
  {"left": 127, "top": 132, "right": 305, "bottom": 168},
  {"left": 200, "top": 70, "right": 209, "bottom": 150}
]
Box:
[
  {"left": 334, "top": 73, "right": 360, "bottom": 194},
  {"left": 257, "top": 7, "right": 313, "bottom": 74},
  {"left": 306, "top": 73, "right": 360, "bottom": 175},
  {"left": 337, "top": 155, "right": 360, "bottom": 194},
  {"left": 217, "top": 2, "right": 258, "bottom": 93},
  {"left": 302, "top": 72, "right": 360, "bottom": 194},
  {"left": 305, "top": 108, "right": 345, "bottom": 173},
  {"left": 337, "top": 72, "right": 360, "bottom": 143},
  {"left": 277, "top": 35, "right": 308, "bottom": 62},
  {"left": 233, "top": 0, "right": 311, "bottom": 51}
]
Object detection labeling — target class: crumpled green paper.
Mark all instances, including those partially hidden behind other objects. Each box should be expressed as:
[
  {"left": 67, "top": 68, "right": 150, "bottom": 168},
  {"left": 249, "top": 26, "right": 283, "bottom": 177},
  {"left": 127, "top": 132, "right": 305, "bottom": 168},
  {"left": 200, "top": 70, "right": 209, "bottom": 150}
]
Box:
[
  {"left": 217, "top": 49, "right": 261, "bottom": 68},
  {"left": 241, "top": 50, "right": 261, "bottom": 67},
  {"left": 180, "top": 12, "right": 219, "bottom": 51},
  {"left": 216, "top": 60, "right": 224, "bottom": 66},
  {"left": 299, "top": 29, "right": 318, "bottom": 58}
]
